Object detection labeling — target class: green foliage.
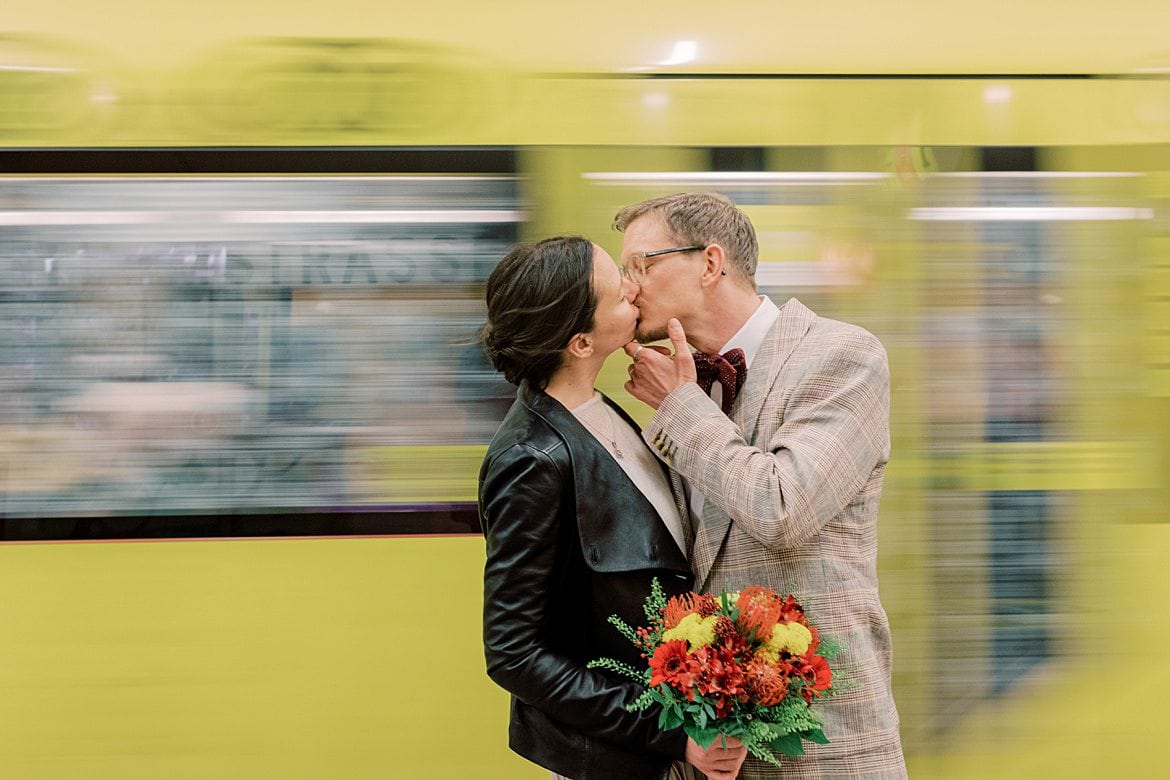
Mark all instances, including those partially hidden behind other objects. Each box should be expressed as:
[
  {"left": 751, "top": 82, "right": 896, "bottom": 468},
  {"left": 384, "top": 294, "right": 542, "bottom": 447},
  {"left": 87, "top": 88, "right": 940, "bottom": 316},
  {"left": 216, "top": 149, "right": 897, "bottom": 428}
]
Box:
[
  {"left": 643, "top": 578, "right": 668, "bottom": 636},
  {"left": 584, "top": 656, "right": 643, "bottom": 683},
  {"left": 815, "top": 633, "right": 844, "bottom": 662},
  {"left": 628, "top": 687, "right": 656, "bottom": 713},
  {"left": 685, "top": 723, "right": 722, "bottom": 749},
  {"left": 767, "top": 731, "right": 805, "bottom": 757},
  {"left": 605, "top": 614, "right": 640, "bottom": 647}
]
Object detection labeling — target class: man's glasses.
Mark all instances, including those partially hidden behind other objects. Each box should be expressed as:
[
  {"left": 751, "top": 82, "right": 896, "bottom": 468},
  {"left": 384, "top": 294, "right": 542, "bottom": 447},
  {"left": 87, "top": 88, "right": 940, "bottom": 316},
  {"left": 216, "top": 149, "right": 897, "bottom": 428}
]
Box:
[{"left": 620, "top": 245, "right": 705, "bottom": 284}]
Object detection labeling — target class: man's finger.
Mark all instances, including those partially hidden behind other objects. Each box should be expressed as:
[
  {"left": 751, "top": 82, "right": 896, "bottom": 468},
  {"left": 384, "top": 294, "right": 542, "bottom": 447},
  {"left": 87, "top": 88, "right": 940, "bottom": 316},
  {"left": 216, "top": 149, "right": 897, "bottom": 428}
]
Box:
[
  {"left": 667, "top": 318, "right": 697, "bottom": 381},
  {"left": 623, "top": 341, "right": 642, "bottom": 358},
  {"left": 667, "top": 318, "right": 687, "bottom": 352}
]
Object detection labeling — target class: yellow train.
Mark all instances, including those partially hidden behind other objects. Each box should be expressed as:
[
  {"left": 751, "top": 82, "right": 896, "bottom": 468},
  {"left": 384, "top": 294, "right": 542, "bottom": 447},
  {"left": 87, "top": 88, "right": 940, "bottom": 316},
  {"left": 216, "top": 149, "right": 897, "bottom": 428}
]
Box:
[{"left": 2, "top": 2, "right": 1169, "bottom": 777}]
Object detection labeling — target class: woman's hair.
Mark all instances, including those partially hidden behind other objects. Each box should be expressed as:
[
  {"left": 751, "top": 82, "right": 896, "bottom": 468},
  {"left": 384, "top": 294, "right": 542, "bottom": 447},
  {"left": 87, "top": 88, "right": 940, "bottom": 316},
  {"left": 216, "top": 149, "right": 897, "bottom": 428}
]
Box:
[{"left": 479, "top": 235, "right": 597, "bottom": 388}]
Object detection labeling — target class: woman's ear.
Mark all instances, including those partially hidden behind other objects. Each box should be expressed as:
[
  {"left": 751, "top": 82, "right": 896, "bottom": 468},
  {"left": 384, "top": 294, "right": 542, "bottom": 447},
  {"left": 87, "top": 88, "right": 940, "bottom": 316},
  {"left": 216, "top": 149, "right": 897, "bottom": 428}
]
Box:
[{"left": 566, "top": 332, "right": 594, "bottom": 359}]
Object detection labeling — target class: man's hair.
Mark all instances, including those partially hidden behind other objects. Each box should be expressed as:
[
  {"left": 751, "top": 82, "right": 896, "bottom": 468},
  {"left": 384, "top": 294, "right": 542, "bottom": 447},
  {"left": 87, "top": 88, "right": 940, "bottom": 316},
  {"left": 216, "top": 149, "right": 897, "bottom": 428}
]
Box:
[
  {"left": 479, "top": 235, "right": 597, "bottom": 389},
  {"left": 612, "top": 192, "right": 759, "bottom": 285}
]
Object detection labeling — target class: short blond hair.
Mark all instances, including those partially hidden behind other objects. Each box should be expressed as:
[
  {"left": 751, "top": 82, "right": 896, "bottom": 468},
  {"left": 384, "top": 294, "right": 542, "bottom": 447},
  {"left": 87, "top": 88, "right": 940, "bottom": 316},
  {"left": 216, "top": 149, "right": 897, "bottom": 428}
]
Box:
[{"left": 613, "top": 192, "right": 759, "bottom": 284}]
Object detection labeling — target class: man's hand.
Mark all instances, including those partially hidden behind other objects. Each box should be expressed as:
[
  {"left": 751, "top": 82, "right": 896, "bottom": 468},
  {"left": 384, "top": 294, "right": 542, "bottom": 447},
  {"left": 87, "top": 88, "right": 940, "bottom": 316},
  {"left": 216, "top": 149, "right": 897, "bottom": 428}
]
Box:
[
  {"left": 684, "top": 734, "right": 748, "bottom": 779},
  {"left": 624, "top": 318, "right": 697, "bottom": 410}
]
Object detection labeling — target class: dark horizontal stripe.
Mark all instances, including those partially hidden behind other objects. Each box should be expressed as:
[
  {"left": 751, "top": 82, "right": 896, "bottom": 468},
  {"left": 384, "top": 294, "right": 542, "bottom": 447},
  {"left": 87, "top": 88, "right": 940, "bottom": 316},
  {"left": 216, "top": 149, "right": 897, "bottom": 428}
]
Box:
[
  {"left": 0, "top": 147, "right": 518, "bottom": 174},
  {"left": 0, "top": 503, "right": 482, "bottom": 541}
]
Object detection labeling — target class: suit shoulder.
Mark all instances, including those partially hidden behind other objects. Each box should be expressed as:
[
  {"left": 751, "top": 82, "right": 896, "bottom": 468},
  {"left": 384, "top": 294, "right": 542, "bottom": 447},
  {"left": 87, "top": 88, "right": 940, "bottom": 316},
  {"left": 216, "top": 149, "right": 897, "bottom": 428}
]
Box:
[{"left": 806, "top": 315, "right": 886, "bottom": 357}]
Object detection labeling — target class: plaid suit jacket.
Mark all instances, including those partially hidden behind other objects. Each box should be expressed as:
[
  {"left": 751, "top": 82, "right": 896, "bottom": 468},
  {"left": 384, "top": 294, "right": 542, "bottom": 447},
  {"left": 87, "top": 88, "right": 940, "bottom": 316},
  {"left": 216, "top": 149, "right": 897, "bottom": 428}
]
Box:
[{"left": 644, "top": 298, "right": 907, "bottom": 779}]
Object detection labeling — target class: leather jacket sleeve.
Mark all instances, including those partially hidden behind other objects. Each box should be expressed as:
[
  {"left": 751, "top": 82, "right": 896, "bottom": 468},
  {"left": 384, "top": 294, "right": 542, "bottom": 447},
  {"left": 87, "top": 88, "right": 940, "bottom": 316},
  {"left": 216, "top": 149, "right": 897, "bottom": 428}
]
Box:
[{"left": 481, "top": 441, "right": 686, "bottom": 760}]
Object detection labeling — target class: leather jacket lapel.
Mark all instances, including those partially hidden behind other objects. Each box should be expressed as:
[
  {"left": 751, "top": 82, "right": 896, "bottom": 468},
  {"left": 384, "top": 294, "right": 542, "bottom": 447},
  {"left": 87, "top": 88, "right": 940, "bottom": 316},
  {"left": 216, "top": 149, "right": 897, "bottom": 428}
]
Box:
[{"left": 519, "top": 383, "right": 690, "bottom": 574}]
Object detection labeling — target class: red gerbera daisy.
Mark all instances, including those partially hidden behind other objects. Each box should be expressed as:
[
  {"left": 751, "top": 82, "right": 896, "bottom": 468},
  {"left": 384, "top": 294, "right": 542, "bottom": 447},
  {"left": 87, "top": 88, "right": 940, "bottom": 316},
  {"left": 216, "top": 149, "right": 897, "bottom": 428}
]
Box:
[{"left": 649, "top": 639, "right": 695, "bottom": 691}]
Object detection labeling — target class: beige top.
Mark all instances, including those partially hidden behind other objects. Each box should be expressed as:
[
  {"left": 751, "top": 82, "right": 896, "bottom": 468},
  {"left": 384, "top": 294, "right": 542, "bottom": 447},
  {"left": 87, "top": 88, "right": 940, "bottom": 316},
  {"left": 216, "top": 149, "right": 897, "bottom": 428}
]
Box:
[{"left": 571, "top": 392, "right": 687, "bottom": 557}]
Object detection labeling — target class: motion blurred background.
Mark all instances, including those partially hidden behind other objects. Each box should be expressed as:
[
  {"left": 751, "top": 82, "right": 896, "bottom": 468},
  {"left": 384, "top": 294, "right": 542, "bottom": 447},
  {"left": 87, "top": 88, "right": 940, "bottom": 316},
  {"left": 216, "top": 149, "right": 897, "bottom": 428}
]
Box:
[{"left": 1, "top": 1, "right": 1168, "bottom": 777}]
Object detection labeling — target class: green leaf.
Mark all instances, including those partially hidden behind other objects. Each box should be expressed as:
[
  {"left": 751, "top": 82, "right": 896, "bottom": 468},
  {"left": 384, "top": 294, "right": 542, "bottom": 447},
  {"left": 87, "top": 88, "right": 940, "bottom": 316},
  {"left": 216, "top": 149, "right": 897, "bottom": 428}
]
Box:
[
  {"left": 660, "top": 707, "right": 684, "bottom": 731},
  {"left": 768, "top": 732, "right": 805, "bottom": 757},
  {"left": 684, "top": 724, "right": 722, "bottom": 750},
  {"left": 803, "top": 728, "right": 830, "bottom": 745}
]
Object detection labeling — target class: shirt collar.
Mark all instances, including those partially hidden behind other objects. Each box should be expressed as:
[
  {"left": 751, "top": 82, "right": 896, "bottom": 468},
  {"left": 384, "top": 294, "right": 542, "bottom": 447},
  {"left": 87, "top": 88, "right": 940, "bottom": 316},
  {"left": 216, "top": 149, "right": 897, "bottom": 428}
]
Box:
[{"left": 718, "top": 295, "right": 779, "bottom": 369}]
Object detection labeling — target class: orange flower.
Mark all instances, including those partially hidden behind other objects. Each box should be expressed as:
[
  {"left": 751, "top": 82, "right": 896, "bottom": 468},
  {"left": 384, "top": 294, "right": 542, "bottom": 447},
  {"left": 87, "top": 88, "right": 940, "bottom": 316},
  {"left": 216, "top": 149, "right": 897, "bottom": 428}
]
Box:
[
  {"left": 649, "top": 639, "right": 695, "bottom": 692},
  {"left": 745, "top": 657, "right": 790, "bottom": 706},
  {"left": 712, "top": 615, "right": 743, "bottom": 648},
  {"left": 778, "top": 594, "right": 810, "bottom": 627},
  {"left": 792, "top": 654, "right": 833, "bottom": 702},
  {"left": 736, "top": 585, "right": 784, "bottom": 642},
  {"left": 690, "top": 644, "right": 748, "bottom": 716},
  {"left": 662, "top": 592, "right": 719, "bottom": 629},
  {"left": 795, "top": 624, "right": 820, "bottom": 660}
]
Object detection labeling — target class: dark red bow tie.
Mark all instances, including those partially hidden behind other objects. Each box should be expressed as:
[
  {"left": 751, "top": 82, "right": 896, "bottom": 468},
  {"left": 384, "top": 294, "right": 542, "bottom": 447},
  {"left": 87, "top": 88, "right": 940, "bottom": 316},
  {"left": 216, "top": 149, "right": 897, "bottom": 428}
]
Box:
[{"left": 693, "top": 348, "right": 747, "bottom": 414}]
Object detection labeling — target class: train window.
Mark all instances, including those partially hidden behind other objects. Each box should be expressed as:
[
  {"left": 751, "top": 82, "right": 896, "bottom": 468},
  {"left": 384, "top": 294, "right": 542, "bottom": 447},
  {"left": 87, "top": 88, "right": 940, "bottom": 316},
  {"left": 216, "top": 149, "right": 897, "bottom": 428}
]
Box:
[{"left": 0, "top": 164, "right": 519, "bottom": 539}]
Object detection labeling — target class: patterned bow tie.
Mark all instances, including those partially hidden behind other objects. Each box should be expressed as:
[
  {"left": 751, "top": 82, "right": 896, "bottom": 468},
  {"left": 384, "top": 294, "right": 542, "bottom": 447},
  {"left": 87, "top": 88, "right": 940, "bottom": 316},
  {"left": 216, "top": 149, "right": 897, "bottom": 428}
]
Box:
[{"left": 693, "top": 348, "right": 747, "bottom": 415}]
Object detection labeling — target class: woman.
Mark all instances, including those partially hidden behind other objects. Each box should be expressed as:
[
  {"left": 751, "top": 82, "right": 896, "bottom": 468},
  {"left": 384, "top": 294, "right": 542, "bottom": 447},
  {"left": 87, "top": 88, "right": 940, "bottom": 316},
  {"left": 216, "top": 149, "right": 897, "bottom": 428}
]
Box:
[{"left": 478, "top": 236, "right": 746, "bottom": 780}]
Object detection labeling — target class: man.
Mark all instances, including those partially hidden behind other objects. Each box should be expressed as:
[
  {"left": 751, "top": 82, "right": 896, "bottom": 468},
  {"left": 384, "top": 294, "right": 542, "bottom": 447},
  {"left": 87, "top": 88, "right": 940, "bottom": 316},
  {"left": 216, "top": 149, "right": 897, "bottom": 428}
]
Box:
[{"left": 617, "top": 192, "right": 906, "bottom": 779}]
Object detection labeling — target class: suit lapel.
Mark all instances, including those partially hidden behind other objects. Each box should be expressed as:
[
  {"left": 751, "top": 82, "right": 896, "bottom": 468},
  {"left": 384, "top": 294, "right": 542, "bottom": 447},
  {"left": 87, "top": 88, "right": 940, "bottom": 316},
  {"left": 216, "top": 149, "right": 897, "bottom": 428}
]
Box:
[
  {"left": 732, "top": 297, "right": 817, "bottom": 437},
  {"left": 691, "top": 298, "right": 817, "bottom": 589},
  {"left": 691, "top": 498, "right": 729, "bottom": 589}
]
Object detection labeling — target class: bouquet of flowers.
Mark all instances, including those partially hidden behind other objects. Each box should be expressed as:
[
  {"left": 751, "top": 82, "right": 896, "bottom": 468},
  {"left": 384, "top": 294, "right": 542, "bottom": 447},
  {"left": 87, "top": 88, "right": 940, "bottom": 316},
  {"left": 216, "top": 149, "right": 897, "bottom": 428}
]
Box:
[{"left": 588, "top": 579, "right": 840, "bottom": 766}]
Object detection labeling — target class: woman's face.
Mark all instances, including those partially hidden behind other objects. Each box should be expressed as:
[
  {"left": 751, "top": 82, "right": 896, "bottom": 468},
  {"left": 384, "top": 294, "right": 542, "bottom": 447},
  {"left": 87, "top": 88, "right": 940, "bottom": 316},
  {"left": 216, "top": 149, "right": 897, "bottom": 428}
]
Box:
[{"left": 585, "top": 244, "right": 639, "bottom": 356}]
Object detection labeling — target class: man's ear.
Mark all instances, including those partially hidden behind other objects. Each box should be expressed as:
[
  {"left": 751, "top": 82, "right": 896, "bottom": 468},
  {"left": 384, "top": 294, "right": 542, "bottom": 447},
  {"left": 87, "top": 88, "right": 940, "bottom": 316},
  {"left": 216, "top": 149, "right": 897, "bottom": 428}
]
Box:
[
  {"left": 566, "top": 332, "right": 594, "bottom": 359},
  {"left": 700, "top": 244, "right": 728, "bottom": 287}
]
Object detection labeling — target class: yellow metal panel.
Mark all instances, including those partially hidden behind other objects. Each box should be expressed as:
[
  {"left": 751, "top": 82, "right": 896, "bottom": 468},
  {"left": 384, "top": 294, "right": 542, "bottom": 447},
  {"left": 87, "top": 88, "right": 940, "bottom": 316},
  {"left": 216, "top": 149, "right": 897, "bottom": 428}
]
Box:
[
  {"left": 2, "top": 31, "right": 1170, "bottom": 146},
  {"left": 5, "top": 1, "right": 1170, "bottom": 76},
  {"left": 0, "top": 536, "right": 543, "bottom": 779},
  {"left": 907, "top": 524, "right": 1170, "bottom": 778}
]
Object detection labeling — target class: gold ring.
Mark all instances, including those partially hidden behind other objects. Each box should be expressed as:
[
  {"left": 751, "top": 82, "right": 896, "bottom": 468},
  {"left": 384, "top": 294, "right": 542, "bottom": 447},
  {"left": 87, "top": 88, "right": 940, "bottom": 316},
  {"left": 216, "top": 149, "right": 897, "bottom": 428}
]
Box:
[{"left": 633, "top": 345, "right": 645, "bottom": 359}]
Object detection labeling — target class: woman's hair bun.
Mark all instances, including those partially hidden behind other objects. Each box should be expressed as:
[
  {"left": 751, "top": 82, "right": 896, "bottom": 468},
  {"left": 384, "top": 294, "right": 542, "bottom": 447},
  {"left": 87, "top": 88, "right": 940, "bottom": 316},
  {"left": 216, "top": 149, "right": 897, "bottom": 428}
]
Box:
[{"left": 479, "top": 236, "right": 597, "bottom": 389}]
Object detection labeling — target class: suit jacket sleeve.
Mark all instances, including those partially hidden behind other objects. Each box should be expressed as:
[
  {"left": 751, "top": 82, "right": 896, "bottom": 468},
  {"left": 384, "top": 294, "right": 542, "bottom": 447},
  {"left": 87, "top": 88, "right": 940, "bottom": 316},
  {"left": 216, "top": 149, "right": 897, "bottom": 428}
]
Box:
[
  {"left": 480, "top": 442, "right": 687, "bottom": 760},
  {"left": 645, "top": 330, "right": 890, "bottom": 550}
]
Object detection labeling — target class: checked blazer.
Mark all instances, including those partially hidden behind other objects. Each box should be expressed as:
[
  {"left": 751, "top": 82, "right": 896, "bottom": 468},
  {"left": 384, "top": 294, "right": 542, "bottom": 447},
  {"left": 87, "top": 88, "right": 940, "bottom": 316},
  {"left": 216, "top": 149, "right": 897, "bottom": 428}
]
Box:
[{"left": 643, "top": 297, "right": 907, "bottom": 779}]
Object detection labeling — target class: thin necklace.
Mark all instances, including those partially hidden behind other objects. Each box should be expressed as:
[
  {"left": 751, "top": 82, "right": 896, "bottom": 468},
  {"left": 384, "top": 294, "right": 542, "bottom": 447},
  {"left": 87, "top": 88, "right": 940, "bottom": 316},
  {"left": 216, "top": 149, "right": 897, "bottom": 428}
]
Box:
[{"left": 577, "top": 404, "right": 624, "bottom": 459}]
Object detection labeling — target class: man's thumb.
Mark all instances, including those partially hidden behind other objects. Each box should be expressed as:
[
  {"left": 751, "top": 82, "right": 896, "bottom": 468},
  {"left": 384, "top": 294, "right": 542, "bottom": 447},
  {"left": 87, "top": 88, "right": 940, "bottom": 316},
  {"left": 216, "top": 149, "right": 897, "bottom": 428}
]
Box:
[{"left": 667, "top": 319, "right": 697, "bottom": 379}]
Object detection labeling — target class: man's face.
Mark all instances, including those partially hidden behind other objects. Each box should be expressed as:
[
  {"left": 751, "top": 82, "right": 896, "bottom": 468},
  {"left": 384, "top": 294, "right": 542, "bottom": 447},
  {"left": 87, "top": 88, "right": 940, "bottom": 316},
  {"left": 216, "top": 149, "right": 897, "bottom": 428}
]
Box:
[{"left": 620, "top": 214, "right": 703, "bottom": 343}]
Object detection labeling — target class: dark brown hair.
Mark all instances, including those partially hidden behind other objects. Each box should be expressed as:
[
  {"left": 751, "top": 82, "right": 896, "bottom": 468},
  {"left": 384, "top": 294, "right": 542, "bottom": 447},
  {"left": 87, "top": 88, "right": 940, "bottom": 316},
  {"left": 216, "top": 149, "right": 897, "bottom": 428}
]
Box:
[{"left": 480, "top": 236, "right": 597, "bottom": 388}]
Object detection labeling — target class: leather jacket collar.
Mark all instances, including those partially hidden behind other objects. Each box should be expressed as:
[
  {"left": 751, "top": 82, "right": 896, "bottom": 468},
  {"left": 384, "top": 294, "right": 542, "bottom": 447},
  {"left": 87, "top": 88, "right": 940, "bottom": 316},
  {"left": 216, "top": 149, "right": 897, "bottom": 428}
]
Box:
[{"left": 514, "top": 381, "right": 690, "bottom": 575}]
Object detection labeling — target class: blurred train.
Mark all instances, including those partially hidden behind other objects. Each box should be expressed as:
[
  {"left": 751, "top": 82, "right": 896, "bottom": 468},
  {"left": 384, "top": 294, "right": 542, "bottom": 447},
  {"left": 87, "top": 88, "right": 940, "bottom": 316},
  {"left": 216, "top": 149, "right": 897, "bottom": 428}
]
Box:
[{"left": 2, "top": 3, "right": 1169, "bottom": 778}]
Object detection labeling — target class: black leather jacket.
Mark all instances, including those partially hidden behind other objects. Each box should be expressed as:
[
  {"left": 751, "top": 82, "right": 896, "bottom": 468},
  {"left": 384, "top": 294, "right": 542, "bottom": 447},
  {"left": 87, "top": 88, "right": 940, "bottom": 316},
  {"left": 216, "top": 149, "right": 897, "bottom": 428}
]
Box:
[{"left": 479, "top": 381, "right": 694, "bottom": 780}]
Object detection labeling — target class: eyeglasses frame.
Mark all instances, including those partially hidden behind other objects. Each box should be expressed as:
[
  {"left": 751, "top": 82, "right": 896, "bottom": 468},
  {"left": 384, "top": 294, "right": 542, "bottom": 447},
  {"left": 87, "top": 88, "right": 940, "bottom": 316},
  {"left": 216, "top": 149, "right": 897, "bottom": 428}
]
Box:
[{"left": 620, "top": 245, "right": 706, "bottom": 283}]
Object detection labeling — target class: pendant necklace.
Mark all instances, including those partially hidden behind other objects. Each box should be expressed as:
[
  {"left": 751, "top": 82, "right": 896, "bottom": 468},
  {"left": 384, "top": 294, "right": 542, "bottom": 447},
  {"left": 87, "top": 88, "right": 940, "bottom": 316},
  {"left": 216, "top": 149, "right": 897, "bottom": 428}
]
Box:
[{"left": 579, "top": 407, "right": 624, "bottom": 459}]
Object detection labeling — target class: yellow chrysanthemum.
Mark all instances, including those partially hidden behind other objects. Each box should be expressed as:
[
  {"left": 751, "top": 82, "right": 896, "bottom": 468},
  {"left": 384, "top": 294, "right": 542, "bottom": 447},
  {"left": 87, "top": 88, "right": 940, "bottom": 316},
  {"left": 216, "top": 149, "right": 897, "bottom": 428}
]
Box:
[
  {"left": 757, "top": 621, "right": 813, "bottom": 662},
  {"left": 662, "top": 612, "right": 718, "bottom": 650}
]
